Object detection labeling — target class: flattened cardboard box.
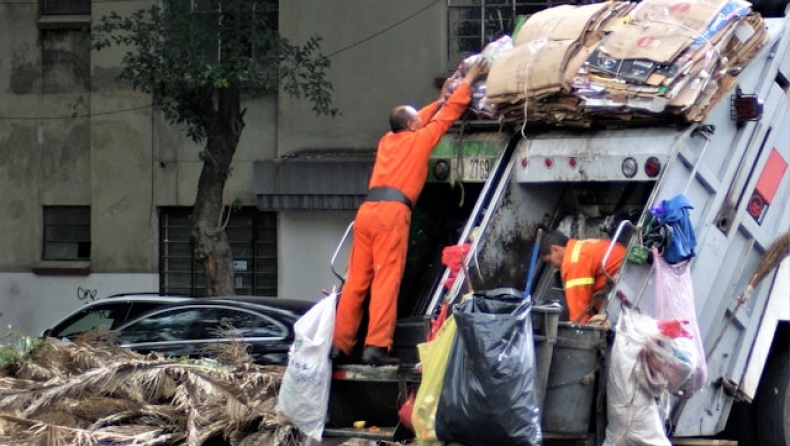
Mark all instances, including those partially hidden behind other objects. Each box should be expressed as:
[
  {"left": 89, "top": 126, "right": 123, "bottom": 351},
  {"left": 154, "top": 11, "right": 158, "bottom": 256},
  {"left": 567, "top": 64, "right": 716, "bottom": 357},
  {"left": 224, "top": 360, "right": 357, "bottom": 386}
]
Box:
[
  {"left": 486, "top": 40, "right": 589, "bottom": 103},
  {"left": 514, "top": 2, "right": 615, "bottom": 46},
  {"left": 602, "top": 0, "right": 732, "bottom": 63}
]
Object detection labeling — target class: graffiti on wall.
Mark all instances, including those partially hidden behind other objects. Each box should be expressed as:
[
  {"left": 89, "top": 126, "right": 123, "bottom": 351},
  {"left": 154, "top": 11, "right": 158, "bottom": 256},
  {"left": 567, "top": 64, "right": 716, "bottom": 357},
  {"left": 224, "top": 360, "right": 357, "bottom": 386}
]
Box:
[{"left": 76, "top": 287, "right": 98, "bottom": 303}]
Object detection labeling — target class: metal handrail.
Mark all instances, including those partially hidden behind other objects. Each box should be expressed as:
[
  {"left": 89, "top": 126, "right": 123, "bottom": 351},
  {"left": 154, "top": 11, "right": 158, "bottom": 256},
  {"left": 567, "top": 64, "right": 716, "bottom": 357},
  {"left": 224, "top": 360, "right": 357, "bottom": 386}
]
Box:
[
  {"left": 601, "top": 219, "right": 638, "bottom": 283},
  {"left": 330, "top": 221, "right": 355, "bottom": 284}
]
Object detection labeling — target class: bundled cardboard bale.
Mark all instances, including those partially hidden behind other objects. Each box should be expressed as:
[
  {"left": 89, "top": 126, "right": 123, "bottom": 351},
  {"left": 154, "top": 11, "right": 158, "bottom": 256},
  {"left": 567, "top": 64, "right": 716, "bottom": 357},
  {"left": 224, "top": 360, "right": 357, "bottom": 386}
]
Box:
[
  {"left": 487, "top": 1, "right": 626, "bottom": 110},
  {"left": 483, "top": 0, "right": 769, "bottom": 127}
]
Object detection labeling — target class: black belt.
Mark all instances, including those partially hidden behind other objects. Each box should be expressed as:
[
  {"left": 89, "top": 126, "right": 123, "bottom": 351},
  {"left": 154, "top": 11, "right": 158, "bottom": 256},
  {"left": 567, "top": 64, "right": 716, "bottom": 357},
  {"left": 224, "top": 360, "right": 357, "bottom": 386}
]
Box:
[{"left": 365, "top": 187, "right": 412, "bottom": 209}]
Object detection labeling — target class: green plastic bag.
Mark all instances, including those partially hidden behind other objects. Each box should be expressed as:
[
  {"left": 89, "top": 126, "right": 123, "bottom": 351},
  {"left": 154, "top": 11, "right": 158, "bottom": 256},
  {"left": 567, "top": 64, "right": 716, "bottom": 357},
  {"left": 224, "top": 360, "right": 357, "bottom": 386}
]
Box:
[{"left": 412, "top": 315, "right": 457, "bottom": 446}]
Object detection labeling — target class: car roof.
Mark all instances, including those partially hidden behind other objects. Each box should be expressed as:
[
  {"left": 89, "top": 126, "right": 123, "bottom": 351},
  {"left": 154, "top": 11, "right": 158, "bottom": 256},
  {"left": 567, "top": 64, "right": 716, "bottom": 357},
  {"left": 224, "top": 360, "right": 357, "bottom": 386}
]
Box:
[
  {"left": 102, "top": 292, "right": 193, "bottom": 300},
  {"left": 204, "top": 296, "right": 316, "bottom": 315},
  {"left": 113, "top": 296, "right": 318, "bottom": 328}
]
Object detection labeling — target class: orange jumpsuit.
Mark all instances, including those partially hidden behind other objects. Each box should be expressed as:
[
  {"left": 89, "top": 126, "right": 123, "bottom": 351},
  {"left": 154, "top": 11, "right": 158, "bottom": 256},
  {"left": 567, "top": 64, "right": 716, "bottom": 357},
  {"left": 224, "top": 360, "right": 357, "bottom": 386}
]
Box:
[
  {"left": 561, "top": 239, "right": 626, "bottom": 323},
  {"left": 333, "top": 82, "right": 474, "bottom": 355}
]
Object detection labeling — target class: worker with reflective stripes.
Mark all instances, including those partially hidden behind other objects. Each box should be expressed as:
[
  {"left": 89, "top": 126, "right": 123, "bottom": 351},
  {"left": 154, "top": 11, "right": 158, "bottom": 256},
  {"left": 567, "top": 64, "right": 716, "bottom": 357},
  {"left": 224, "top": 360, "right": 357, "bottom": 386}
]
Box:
[
  {"left": 539, "top": 229, "right": 626, "bottom": 323},
  {"left": 331, "top": 60, "right": 487, "bottom": 366}
]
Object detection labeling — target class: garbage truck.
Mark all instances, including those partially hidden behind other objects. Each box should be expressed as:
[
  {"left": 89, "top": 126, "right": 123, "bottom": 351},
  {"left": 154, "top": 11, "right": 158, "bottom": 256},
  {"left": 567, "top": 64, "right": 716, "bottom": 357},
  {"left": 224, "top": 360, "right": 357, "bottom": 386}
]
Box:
[{"left": 321, "top": 7, "right": 790, "bottom": 446}]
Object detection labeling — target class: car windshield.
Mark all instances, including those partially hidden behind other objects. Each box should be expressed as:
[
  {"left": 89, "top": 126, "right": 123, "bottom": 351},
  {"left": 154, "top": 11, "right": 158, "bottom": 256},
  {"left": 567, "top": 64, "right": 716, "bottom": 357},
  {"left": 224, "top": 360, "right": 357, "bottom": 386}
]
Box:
[
  {"left": 49, "top": 305, "right": 126, "bottom": 338},
  {"left": 117, "top": 306, "right": 286, "bottom": 344},
  {"left": 47, "top": 301, "right": 178, "bottom": 339}
]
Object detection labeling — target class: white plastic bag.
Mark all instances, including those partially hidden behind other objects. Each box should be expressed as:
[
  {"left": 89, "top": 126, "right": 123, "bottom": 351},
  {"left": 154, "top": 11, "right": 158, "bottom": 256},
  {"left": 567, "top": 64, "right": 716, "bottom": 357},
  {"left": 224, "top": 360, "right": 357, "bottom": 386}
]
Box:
[
  {"left": 604, "top": 308, "right": 671, "bottom": 446},
  {"left": 276, "top": 291, "right": 337, "bottom": 442}
]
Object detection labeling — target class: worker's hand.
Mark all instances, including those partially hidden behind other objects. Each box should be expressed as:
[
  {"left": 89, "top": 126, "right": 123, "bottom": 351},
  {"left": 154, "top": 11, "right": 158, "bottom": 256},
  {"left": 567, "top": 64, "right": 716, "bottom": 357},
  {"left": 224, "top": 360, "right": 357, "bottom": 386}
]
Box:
[
  {"left": 463, "top": 57, "right": 487, "bottom": 85},
  {"left": 587, "top": 314, "right": 611, "bottom": 330},
  {"left": 438, "top": 77, "right": 454, "bottom": 104}
]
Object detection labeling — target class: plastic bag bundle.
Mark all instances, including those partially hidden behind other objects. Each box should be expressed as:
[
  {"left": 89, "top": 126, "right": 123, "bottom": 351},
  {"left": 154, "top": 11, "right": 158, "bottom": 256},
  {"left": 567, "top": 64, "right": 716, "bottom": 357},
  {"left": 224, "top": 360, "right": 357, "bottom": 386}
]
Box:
[
  {"left": 604, "top": 308, "right": 671, "bottom": 446},
  {"left": 276, "top": 292, "right": 337, "bottom": 442},
  {"left": 635, "top": 335, "right": 695, "bottom": 396},
  {"left": 443, "top": 35, "right": 513, "bottom": 118},
  {"left": 653, "top": 249, "right": 707, "bottom": 397},
  {"left": 435, "top": 290, "right": 542, "bottom": 446},
  {"left": 412, "top": 315, "right": 458, "bottom": 446}
]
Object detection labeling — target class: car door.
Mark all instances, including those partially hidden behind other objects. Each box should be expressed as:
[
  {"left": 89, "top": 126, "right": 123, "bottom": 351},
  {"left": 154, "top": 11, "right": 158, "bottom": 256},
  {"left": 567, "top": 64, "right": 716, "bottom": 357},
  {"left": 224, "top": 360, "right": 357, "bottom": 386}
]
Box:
[{"left": 116, "top": 305, "right": 291, "bottom": 363}]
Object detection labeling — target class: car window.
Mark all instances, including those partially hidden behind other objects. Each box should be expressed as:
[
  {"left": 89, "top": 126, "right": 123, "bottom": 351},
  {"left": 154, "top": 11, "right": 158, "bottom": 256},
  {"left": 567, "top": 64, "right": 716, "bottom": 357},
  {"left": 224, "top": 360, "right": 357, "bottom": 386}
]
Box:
[
  {"left": 118, "top": 306, "right": 286, "bottom": 344},
  {"left": 49, "top": 304, "right": 128, "bottom": 338}
]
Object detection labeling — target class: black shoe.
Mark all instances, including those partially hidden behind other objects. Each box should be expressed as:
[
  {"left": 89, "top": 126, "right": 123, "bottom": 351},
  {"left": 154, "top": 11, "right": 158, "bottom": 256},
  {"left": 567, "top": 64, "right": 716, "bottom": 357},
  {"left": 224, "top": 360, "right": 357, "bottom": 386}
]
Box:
[
  {"left": 361, "top": 346, "right": 400, "bottom": 366},
  {"left": 330, "top": 346, "right": 355, "bottom": 365}
]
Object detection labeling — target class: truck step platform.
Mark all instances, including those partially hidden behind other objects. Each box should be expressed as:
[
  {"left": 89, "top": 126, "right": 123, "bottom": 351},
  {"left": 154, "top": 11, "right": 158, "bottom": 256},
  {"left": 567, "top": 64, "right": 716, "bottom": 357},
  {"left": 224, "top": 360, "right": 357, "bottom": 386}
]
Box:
[
  {"left": 323, "top": 426, "right": 413, "bottom": 443},
  {"left": 331, "top": 364, "right": 421, "bottom": 383}
]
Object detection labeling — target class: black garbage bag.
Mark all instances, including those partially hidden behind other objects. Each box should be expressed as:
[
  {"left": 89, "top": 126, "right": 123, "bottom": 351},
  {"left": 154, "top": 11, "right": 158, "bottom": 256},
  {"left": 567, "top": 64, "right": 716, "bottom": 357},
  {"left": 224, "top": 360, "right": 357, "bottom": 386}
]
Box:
[{"left": 435, "top": 288, "right": 542, "bottom": 446}]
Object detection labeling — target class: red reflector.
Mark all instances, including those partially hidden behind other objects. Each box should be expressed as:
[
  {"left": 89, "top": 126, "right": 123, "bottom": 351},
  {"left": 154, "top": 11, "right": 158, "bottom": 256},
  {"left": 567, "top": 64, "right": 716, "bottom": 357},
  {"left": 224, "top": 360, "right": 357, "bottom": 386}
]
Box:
[
  {"left": 569, "top": 157, "right": 577, "bottom": 168},
  {"left": 645, "top": 157, "right": 661, "bottom": 178},
  {"left": 755, "top": 148, "right": 788, "bottom": 205},
  {"left": 545, "top": 158, "right": 553, "bottom": 168},
  {"left": 521, "top": 158, "right": 529, "bottom": 168}
]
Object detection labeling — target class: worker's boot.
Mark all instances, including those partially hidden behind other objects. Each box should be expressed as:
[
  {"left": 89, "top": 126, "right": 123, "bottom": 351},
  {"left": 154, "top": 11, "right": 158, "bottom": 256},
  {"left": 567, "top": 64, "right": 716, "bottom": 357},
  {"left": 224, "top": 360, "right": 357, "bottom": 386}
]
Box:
[
  {"left": 329, "top": 346, "right": 355, "bottom": 365},
  {"left": 361, "top": 346, "right": 400, "bottom": 366}
]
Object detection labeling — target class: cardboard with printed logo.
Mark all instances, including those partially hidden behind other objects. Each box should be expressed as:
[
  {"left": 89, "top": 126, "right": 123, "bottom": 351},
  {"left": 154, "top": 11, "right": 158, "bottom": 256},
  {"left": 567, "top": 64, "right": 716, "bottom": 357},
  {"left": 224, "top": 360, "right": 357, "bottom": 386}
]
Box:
[{"left": 514, "top": 2, "right": 614, "bottom": 46}]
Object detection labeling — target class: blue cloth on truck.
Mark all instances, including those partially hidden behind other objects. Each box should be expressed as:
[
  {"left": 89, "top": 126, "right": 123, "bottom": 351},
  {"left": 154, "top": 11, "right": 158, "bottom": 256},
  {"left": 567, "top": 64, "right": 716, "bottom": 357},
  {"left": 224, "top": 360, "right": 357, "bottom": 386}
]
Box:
[{"left": 654, "top": 194, "right": 697, "bottom": 264}]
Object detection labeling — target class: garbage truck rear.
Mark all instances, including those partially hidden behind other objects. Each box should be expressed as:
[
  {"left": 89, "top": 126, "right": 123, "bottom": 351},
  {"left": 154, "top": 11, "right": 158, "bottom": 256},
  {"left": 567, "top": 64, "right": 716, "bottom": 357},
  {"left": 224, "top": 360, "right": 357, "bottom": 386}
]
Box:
[{"left": 322, "top": 7, "right": 790, "bottom": 446}]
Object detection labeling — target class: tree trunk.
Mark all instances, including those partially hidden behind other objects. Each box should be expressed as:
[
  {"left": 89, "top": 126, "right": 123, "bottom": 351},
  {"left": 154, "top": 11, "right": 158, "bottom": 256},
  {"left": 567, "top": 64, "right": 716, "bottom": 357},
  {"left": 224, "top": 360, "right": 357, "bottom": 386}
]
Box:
[{"left": 190, "top": 87, "right": 244, "bottom": 296}]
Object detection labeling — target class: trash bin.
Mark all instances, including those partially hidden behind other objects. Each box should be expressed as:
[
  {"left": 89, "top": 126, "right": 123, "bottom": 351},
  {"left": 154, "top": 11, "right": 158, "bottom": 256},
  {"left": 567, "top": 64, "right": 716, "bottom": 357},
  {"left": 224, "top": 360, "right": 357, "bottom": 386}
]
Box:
[
  {"left": 541, "top": 322, "right": 606, "bottom": 434},
  {"left": 531, "top": 304, "right": 561, "bottom": 409}
]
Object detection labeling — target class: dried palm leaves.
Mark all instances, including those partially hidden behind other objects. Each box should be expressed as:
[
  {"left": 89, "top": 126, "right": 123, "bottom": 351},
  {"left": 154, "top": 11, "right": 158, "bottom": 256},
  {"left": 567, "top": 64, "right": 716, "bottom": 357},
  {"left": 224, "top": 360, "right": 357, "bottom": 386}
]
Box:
[{"left": 0, "top": 336, "right": 304, "bottom": 446}]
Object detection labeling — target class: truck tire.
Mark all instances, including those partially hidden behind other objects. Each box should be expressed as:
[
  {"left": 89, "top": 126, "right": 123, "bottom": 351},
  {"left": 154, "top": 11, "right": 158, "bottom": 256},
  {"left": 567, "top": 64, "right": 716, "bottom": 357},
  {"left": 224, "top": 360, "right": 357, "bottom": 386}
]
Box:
[{"left": 756, "top": 347, "right": 790, "bottom": 446}]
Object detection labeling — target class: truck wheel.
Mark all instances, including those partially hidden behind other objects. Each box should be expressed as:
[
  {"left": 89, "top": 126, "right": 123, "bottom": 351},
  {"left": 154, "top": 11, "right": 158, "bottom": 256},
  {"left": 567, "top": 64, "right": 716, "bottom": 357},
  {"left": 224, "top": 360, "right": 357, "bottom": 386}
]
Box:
[{"left": 756, "top": 348, "right": 790, "bottom": 446}]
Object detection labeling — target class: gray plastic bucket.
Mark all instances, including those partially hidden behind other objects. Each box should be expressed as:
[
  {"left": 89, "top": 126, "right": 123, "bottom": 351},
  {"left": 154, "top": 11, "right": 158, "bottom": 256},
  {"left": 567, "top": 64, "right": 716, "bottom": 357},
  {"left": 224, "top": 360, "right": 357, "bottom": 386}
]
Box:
[
  {"left": 531, "top": 304, "right": 561, "bottom": 409},
  {"left": 541, "top": 322, "right": 605, "bottom": 434}
]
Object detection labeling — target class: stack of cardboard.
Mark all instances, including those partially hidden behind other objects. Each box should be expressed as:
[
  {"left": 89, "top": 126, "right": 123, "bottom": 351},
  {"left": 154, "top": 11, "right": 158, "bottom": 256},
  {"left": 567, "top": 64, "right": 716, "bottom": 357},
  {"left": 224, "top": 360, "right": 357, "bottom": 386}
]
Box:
[{"left": 485, "top": 0, "right": 768, "bottom": 127}]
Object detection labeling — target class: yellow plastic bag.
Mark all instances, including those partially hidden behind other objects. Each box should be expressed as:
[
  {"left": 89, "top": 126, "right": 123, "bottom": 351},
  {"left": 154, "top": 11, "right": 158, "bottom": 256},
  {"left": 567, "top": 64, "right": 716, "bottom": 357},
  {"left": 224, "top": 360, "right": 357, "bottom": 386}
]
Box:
[{"left": 412, "top": 315, "right": 457, "bottom": 446}]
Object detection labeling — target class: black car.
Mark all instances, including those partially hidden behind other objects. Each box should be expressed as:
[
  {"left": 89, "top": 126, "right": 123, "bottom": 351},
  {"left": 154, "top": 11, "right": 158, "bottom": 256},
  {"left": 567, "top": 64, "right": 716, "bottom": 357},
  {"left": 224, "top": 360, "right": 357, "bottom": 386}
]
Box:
[
  {"left": 113, "top": 296, "right": 316, "bottom": 365},
  {"left": 42, "top": 293, "right": 192, "bottom": 339}
]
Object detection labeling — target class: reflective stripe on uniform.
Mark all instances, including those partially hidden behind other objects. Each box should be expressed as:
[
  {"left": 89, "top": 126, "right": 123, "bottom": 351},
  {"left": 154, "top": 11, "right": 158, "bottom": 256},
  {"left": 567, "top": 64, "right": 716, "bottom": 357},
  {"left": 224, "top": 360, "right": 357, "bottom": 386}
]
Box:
[
  {"left": 571, "top": 240, "right": 586, "bottom": 263},
  {"left": 566, "top": 277, "right": 595, "bottom": 289}
]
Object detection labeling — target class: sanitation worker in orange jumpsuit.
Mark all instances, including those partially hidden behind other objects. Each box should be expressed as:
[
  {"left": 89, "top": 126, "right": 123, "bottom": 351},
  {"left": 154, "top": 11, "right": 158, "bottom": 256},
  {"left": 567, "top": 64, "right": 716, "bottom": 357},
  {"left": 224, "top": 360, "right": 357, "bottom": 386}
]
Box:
[
  {"left": 539, "top": 229, "right": 627, "bottom": 324},
  {"left": 331, "top": 61, "right": 487, "bottom": 366}
]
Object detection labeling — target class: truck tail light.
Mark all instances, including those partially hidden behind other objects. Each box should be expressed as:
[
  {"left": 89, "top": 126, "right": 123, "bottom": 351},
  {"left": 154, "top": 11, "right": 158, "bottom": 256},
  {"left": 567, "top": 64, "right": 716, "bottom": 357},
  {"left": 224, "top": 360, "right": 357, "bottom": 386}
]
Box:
[
  {"left": 433, "top": 159, "right": 450, "bottom": 181},
  {"left": 645, "top": 157, "right": 661, "bottom": 178},
  {"left": 622, "top": 157, "right": 638, "bottom": 178}
]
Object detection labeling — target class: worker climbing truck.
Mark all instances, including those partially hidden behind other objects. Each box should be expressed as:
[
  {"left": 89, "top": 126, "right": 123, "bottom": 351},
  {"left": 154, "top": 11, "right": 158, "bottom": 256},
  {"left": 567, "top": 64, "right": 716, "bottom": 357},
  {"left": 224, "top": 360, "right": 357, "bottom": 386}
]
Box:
[{"left": 323, "top": 7, "right": 790, "bottom": 446}]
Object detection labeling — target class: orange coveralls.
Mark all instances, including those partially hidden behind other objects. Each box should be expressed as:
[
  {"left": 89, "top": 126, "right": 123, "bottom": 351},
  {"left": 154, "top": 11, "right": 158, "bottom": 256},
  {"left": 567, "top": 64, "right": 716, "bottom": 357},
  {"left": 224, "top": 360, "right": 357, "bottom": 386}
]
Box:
[
  {"left": 561, "top": 238, "right": 626, "bottom": 323},
  {"left": 333, "top": 82, "right": 474, "bottom": 355}
]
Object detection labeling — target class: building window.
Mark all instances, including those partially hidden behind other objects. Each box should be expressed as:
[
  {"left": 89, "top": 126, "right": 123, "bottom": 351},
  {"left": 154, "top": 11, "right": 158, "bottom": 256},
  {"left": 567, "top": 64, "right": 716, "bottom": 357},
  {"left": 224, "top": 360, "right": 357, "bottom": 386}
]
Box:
[
  {"left": 159, "top": 0, "right": 277, "bottom": 65},
  {"left": 447, "top": 0, "right": 564, "bottom": 70},
  {"left": 41, "top": 0, "right": 91, "bottom": 15},
  {"left": 41, "top": 29, "right": 90, "bottom": 93},
  {"left": 160, "top": 207, "right": 278, "bottom": 297},
  {"left": 43, "top": 206, "right": 91, "bottom": 261}
]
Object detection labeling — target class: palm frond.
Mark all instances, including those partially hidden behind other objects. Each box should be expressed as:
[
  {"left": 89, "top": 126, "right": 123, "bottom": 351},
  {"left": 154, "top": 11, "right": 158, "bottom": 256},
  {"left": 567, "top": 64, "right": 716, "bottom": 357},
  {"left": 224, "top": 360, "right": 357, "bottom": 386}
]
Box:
[{"left": 750, "top": 231, "right": 790, "bottom": 287}]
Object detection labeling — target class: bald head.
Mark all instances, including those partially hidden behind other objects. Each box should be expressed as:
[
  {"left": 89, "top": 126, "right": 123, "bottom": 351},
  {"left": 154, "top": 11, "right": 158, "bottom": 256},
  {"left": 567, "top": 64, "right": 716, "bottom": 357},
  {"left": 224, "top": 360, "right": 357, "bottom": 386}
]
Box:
[{"left": 389, "top": 105, "right": 420, "bottom": 133}]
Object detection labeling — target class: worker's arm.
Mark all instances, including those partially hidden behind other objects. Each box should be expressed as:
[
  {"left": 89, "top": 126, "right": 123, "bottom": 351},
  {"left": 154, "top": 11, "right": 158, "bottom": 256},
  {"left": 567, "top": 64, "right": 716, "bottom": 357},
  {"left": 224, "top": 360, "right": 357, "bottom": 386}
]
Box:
[
  {"left": 412, "top": 60, "right": 486, "bottom": 158},
  {"left": 417, "top": 101, "right": 441, "bottom": 124}
]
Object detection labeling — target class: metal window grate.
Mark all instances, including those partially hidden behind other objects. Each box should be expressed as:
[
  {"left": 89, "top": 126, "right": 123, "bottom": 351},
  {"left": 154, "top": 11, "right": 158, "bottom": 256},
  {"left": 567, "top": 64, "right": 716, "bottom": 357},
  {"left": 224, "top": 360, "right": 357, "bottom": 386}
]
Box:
[
  {"left": 447, "top": 0, "right": 572, "bottom": 70},
  {"left": 41, "top": 0, "right": 91, "bottom": 15},
  {"left": 160, "top": 207, "right": 278, "bottom": 296},
  {"left": 43, "top": 206, "right": 91, "bottom": 261}
]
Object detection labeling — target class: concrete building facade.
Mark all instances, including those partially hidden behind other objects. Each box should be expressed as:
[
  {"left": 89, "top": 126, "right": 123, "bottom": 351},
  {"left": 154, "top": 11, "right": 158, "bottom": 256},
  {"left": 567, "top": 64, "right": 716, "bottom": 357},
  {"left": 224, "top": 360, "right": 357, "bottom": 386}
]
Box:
[{"left": 0, "top": 0, "right": 536, "bottom": 337}]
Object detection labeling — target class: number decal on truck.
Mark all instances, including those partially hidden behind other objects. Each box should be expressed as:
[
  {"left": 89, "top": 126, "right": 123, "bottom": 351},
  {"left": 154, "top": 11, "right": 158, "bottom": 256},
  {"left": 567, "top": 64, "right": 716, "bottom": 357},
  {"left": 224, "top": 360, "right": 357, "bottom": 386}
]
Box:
[{"left": 461, "top": 157, "right": 491, "bottom": 181}]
